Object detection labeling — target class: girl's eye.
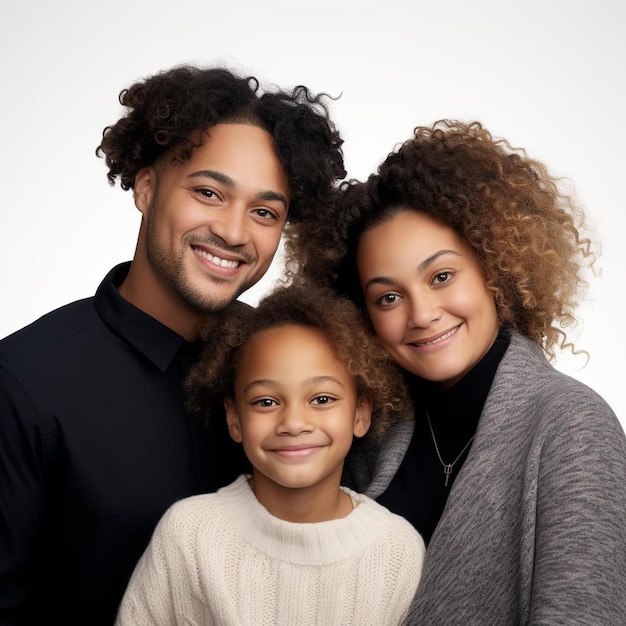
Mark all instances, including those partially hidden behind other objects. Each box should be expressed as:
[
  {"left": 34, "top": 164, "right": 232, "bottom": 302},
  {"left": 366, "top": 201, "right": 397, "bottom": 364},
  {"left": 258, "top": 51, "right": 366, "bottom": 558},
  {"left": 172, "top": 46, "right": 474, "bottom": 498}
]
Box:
[
  {"left": 254, "top": 398, "right": 277, "bottom": 408},
  {"left": 312, "top": 395, "right": 333, "bottom": 405}
]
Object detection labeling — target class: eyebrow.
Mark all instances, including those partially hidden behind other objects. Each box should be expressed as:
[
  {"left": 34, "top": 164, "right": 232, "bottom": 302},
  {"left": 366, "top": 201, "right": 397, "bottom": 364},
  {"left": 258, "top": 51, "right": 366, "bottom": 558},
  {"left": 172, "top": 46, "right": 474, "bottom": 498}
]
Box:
[
  {"left": 363, "top": 249, "right": 461, "bottom": 291},
  {"left": 418, "top": 249, "right": 461, "bottom": 272},
  {"left": 188, "top": 169, "right": 289, "bottom": 209},
  {"left": 243, "top": 375, "right": 346, "bottom": 394}
]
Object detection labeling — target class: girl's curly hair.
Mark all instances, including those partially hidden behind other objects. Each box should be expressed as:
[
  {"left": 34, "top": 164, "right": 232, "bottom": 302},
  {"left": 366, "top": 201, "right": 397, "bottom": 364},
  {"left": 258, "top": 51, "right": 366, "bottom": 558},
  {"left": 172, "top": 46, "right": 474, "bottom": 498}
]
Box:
[
  {"left": 185, "top": 285, "right": 411, "bottom": 441},
  {"left": 294, "top": 120, "right": 596, "bottom": 358},
  {"left": 96, "top": 65, "right": 345, "bottom": 226}
]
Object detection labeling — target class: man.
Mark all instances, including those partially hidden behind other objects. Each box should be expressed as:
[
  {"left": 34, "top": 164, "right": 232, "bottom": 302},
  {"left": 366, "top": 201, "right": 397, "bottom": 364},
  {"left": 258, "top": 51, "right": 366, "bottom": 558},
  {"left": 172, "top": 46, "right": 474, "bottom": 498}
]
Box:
[{"left": 0, "top": 65, "right": 344, "bottom": 625}]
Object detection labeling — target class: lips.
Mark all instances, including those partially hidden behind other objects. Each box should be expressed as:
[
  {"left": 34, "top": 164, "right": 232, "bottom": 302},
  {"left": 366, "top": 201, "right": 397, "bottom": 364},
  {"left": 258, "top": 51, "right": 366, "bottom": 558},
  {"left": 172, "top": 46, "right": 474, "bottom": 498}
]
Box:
[
  {"left": 409, "top": 324, "right": 461, "bottom": 347},
  {"left": 269, "top": 445, "right": 325, "bottom": 459},
  {"left": 193, "top": 246, "right": 241, "bottom": 269}
]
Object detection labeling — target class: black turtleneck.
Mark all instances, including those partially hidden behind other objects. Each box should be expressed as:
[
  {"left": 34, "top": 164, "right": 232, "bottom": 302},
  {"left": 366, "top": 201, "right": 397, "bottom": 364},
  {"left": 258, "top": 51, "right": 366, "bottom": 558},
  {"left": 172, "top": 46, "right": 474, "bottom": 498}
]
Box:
[{"left": 377, "top": 330, "right": 510, "bottom": 544}]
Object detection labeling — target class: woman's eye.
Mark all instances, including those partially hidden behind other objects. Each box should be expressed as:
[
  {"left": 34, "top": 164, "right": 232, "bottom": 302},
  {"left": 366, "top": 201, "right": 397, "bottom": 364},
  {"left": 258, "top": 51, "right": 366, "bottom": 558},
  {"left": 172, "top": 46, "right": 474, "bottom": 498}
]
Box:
[
  {"left": 376, "top": 293, "right": 399, "bottom": 307},
  {"left": 432, "top": 271, "right": 452, "bottom": 285}
]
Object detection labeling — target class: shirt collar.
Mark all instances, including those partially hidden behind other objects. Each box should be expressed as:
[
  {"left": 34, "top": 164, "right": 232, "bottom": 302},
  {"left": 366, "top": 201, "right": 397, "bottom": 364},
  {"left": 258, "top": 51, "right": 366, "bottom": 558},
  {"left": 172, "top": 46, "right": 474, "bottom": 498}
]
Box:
[{"left": 94, "top": 262, "right": 186, "bottom": 372}]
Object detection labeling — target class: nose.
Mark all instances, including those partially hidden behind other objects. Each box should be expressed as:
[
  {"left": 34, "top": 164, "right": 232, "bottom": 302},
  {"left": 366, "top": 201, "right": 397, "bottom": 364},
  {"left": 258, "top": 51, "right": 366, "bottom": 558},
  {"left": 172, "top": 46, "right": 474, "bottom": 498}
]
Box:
[
  {"left": 210, "top": 205, "right": 250, "bottom": 247},
  {"left": 277, "top": 407, "right": 313, "bottom": 436},
  {"left": 407, "top": 291, "right": 441, "bottom": 329}
]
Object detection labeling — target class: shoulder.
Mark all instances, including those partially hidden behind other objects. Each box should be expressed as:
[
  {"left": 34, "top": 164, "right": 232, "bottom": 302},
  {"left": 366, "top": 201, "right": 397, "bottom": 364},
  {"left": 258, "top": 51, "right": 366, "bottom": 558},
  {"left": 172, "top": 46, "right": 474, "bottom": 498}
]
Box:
[
  {"left": 0, "top": 297, "right": 97, "bottom": 367},
  {"left": 347, "top": 492, "right": 425, "bottom": 601},
  {"left": 0, "top": 298, "right": 103, "bottom": 410},
  {"left": 494, "top": 331, "right": 618, "bottom": 427},
  {"left": 155, "top": 491, "right": 225, "bottom": 539},
  {"left": 350, "top": 490, "right": 426, "bottom": 552},
  {"left": 485, "top": 331, "right": 625, "bottom": 472},
  {"left": 158, "top": 477, "right": 251, "bottom": 532},
  {"left": 147, "top": 480, "right": 256, "bottom": 560}
]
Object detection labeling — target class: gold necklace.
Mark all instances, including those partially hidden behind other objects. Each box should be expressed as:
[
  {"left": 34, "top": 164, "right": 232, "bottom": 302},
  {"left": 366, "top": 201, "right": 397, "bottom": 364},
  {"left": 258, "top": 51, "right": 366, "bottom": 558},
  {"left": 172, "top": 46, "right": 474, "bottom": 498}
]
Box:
[{"left": 426, "top": 411, "right": 475, "bottom": 488}]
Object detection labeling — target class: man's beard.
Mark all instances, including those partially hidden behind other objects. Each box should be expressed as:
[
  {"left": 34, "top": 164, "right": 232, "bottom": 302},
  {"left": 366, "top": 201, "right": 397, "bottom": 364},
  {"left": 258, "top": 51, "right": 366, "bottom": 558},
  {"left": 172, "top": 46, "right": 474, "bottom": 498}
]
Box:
[{"left": 144, "top": 212, "right": 256, "bottom": 314}]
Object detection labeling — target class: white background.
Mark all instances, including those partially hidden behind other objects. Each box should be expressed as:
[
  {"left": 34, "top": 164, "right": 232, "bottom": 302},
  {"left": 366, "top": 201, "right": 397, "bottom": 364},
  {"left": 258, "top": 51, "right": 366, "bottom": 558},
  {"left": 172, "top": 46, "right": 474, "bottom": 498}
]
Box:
[{"left": 1, "top": 1, "right": 624, "bottom": 426}]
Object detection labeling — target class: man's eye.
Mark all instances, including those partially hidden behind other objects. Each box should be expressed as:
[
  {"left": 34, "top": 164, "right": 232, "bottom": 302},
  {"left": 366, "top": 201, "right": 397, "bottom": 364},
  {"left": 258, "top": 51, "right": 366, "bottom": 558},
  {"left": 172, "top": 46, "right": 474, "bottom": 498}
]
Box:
[
  {"left": 199, "top": 189, "right": 218, "bottom": 200},
  {"left": 254, "top": 208, "right": 277, "bottom": 220}
]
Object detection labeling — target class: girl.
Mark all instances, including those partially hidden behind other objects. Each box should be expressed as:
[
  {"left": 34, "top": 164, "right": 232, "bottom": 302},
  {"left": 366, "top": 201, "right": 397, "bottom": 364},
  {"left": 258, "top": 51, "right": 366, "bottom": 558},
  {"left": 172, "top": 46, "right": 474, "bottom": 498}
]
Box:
[
  {"left": 296, "top": 121, "right": 626, "bottom": 624},
  {"left": 115, "top": 285, "right": 425, "bottom": 625}
]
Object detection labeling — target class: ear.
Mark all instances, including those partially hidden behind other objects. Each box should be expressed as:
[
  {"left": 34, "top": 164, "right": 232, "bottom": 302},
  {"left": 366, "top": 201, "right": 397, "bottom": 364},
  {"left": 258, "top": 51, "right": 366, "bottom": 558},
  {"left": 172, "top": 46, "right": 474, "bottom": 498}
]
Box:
[
  {"left": 353, "top": 396, "right": 372, "bottom": 438},
  {"left": 133, "top": 166, "right": 157, "bottom": 216},
  {"left": 224, "top": 398, "right": 243, "bottom": 443}
]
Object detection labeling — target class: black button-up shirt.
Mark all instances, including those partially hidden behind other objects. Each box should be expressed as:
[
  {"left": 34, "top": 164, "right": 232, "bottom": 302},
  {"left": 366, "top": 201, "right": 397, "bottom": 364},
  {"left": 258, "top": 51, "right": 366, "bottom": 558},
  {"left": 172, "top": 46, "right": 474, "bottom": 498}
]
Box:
[{"left": 0, "top": 263, "right": 246, "bottom": 625}]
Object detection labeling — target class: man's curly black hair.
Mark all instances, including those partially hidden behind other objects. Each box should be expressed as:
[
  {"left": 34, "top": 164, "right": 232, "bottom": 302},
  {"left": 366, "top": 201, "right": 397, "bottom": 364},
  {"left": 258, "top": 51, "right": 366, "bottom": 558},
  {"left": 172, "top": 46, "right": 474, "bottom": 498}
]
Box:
[{"left": 96, "top": 65, "right": 345, "bottom": 224}]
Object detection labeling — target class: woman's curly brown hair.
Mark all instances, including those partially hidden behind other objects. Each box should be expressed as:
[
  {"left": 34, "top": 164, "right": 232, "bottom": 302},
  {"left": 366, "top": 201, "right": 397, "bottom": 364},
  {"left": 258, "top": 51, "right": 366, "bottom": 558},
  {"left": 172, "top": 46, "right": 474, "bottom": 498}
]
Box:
[
  {"left": 96, "top": 65, "right": 345, "bottom": 226},
  {"left": 294, "top": 120, "right": 596, "bottom": 358},
  {"left": 185, "top": 285, "right": 411, "bottom": 441}
]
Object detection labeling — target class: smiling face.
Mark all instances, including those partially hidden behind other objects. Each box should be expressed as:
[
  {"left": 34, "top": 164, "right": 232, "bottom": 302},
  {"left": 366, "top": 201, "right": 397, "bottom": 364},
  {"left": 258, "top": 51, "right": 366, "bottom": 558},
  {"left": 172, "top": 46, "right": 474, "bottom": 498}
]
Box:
[
  {"left": 225, "top": 324, "right": 371, "bottom": 515},
  {"left": 132, "top": 123, "right": 290, "bottom": 321},
  {"left": 357, "top": 210, "right": 499, "bottom": 388}
]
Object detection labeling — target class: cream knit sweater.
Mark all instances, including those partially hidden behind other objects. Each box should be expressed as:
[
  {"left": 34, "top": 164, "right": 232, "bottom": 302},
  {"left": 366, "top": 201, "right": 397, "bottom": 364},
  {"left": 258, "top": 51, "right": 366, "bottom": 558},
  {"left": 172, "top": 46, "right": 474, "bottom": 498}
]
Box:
[{"left": 116, "top": 475, "right": 424, "bottom": 625}]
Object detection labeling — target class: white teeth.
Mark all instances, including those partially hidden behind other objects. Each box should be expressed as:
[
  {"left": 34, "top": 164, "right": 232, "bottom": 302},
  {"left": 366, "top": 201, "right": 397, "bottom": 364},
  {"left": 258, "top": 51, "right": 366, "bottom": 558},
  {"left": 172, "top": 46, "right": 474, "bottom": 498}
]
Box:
[
  {"left": 421, "top": 327, "right": 457, "bottom": 345},
  {"left": 195, "top": 248, "right": 240, "bottom": 269}
]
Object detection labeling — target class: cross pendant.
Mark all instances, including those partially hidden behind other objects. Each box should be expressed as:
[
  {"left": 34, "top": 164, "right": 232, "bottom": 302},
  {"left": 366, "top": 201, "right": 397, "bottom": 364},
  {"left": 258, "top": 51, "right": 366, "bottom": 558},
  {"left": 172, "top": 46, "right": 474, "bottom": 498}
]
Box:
[{"left": 444, "top": 464, "right": 453, "bottom": 487}]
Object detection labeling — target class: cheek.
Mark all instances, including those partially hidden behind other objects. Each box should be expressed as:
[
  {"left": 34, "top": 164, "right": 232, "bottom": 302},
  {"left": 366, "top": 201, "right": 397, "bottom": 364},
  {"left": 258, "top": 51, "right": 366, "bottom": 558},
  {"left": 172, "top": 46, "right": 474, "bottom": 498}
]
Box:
[
  {"left": 482, "top": 300, "right": 500, "bottom": 338},
  {"left": 179, "top": 205, "right": 212, "bottom": 232},
  {"left": 457, "top": 285, "right": 499, "bottom": 339},
  {"left": 239, "top": 420, "right": 265, "bottom": 446},
  {"left": 446, "top": 284, "right": 485, "bottom": 317},
  {"left": 469, "top": 286, "right": 498, "bottom": 322},
  {"left": 253, "top": 228, "right": 283, "bottom": 265},
  {"left": 367, "top": 307, "right": 403, "bottom": 341},
  {"left": 326, "top": 415, "right": 359, "bottom": 452}
]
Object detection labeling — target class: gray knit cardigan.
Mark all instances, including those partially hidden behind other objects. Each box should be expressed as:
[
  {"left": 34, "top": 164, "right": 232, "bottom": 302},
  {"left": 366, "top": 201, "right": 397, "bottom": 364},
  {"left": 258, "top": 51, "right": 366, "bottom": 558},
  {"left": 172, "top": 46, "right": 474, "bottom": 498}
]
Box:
[{"left": 343, "top": 330, "right": 626, "bottom": 625}]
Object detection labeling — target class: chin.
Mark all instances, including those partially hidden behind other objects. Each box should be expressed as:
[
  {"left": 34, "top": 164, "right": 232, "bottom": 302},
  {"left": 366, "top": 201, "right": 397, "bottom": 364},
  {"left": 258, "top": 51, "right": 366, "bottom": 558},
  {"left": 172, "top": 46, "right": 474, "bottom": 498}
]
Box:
[{"left": 181, "top": 287, "right": 241, "bottom": 314}]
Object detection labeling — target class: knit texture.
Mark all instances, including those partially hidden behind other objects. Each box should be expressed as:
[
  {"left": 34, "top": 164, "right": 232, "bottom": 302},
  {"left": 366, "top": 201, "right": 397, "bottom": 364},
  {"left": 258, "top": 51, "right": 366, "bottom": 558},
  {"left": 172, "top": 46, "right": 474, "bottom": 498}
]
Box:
[
  {"left": 116, "top": 476, "right": 425, "bottom": 625},
  {"left": 345, "top": 330, "right": 626, "bottom": 625}
]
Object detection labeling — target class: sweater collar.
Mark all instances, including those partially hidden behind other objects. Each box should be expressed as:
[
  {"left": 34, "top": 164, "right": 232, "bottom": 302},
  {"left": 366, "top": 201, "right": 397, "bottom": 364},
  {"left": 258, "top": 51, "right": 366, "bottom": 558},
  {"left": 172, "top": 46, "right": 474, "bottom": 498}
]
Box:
[{"left": 219, "top": 476, "right": 396, "bottom": 566}]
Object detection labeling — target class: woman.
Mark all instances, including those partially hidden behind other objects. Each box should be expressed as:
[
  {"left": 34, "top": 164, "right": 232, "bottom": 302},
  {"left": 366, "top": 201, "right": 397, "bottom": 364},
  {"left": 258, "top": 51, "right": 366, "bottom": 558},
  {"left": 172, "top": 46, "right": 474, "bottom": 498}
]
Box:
[{"left": 295, "top": 121, "right": 626, "bottom": 624}]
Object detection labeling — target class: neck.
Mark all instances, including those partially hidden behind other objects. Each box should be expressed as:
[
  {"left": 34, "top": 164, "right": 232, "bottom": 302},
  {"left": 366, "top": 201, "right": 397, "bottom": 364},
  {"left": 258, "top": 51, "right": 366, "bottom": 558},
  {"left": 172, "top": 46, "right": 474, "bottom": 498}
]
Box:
[
  {"left": 250, "top": 470, "right": 352, "bottom": 523},
  {"left": 119, "top": 257, "right": 205, "bottom": 342}
]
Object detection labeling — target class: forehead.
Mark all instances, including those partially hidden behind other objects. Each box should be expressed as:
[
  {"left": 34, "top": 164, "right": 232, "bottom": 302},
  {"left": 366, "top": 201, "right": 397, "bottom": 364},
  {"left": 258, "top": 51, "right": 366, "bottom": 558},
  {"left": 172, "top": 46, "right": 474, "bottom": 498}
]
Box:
[
  {"left": 236, "top": 324, "right": 353, "bottom": 386},
  {"left": 356, "top": 209, "right": 480, "bottom": 282},
  {"left": 198, "top": 123, "right": 278, "bottom": 161},
  {"left": 158, "top": 123, "right": 289, "bottom": 191},
  {"left": 358, "top": 210, "right": 472, "bottom": 262},
  {"left": 368, "top": 209, "right": 459, "bottom": 243},
  {"left": 240, "top": 325, "right": 335, "bottom": 368}
]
